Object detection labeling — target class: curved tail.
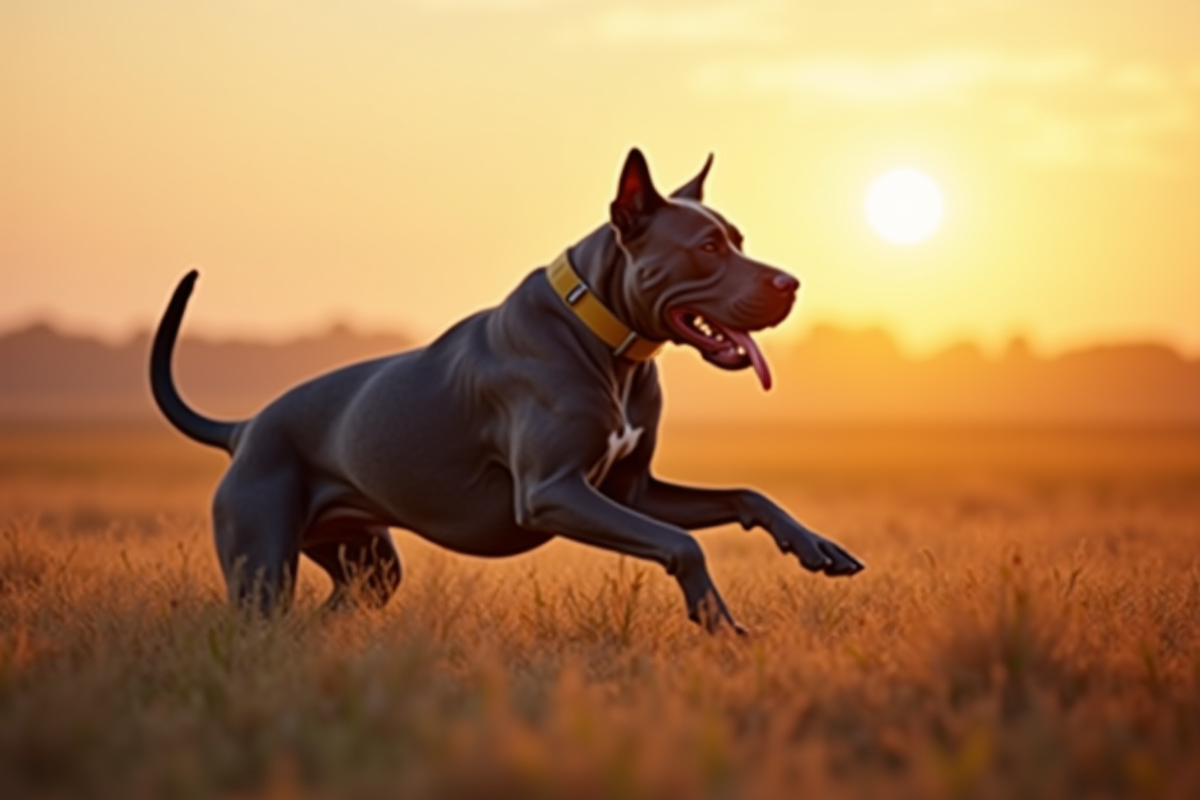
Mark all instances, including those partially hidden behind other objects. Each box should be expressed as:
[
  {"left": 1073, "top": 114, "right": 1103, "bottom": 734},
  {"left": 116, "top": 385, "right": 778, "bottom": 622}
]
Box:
[{"left": 150, "top": 271, "right": 239, "bottom": 453}]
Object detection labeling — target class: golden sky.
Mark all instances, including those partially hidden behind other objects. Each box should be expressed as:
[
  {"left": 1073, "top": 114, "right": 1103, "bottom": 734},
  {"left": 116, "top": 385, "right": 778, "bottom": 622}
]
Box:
[{"left": 2, "top": 0, "right": 1198, "bottom": 355}]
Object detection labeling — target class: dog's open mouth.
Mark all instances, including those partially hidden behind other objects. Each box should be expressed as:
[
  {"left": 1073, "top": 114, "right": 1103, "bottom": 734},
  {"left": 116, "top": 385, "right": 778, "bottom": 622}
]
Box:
[{"left": 666, "top": 308, "right": 772, "bottom": 390}]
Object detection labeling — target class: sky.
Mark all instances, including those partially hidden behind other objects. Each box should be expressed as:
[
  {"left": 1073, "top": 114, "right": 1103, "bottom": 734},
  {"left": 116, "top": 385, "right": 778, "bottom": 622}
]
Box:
[{"left": 2, "top": 0, "right": 1198, "bottom": 356}]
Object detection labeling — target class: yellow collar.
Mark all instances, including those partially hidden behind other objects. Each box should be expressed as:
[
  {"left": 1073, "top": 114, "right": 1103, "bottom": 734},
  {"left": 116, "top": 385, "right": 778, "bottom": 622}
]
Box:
[{"left": 546, "top": 251, "right": 665, "bottom": 362}]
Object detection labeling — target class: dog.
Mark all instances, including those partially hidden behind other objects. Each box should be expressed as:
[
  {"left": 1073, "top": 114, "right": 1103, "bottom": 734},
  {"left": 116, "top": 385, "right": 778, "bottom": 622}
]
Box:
[{"left": 150, "top": 149, "right": 864, "bottom": 631}]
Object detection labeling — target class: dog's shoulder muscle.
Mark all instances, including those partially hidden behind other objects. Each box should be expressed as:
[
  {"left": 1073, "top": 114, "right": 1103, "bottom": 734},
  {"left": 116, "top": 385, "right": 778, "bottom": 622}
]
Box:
[{"left": 458, "top": 270, "right": 660, "bottom": 477}]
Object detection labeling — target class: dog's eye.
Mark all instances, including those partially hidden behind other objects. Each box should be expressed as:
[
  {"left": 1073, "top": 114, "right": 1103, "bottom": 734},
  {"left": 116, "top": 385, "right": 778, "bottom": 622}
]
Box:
[{"left": 701, "top": 241, "right": 720, "bottom": 254}]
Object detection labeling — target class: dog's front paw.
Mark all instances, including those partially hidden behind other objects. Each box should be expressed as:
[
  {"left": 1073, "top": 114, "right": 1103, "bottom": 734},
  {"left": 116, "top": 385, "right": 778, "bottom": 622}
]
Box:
[
  {"left": 777, "top": 525, "right": 864, "bottom": 577},
  {"left": 690, "top": 593, "right": 750, "bottom": 635},
  {"left": 681, "top": 577, "right": 748, "bottom": 635},
  {"left": 815, "top": 537, "right": 865, "bottom": 576}
]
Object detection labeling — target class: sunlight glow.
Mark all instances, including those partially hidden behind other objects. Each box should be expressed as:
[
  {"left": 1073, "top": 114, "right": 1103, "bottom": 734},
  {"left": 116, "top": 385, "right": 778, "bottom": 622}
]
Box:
[{"left": 864, "top": 168, "right": 945, "bottom": 245}]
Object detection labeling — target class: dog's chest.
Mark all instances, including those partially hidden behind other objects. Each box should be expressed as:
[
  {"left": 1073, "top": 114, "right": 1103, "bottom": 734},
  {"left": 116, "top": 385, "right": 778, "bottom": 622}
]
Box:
[
  {"left": 588, "top": 422, "right": 643, "bottom": 486},
  {"left": 582, "top": 367, "right": 651, "bottom": 486}
]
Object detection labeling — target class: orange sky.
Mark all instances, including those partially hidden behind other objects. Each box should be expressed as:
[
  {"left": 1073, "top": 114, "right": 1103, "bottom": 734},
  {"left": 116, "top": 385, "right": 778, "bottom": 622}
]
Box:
[{"left": 2, "top": 0, "right": 1198, "bottom": 355}]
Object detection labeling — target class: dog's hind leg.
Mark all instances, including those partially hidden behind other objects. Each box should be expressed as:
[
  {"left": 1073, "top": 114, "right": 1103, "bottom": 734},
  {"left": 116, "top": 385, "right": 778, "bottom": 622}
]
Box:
[
  {"left": 212, "top": 466, "right": 304, "bottom": 614},
  {"left": 303, "top": 525, "right": 402, "bottom": 610}
]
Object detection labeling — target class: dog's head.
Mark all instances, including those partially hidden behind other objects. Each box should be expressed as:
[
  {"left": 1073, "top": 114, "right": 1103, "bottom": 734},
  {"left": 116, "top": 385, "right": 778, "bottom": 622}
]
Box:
[{"left": 608, "top": 149, "right": 798, "bottom": 391}]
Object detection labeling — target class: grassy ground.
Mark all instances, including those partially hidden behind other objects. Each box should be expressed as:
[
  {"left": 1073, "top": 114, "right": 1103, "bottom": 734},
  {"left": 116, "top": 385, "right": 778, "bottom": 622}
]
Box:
[{"left": 1, "top": 423, "right": 1199, "bottom": 799}]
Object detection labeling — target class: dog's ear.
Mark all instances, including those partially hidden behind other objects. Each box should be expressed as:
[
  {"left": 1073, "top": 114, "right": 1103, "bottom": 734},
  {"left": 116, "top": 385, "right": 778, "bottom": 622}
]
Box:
[
  {"left": 670, "top": 153, "right": 714, "bottom": 202},
  {"left": 610, "top": 148, "right": 665, "bottom": 244}
]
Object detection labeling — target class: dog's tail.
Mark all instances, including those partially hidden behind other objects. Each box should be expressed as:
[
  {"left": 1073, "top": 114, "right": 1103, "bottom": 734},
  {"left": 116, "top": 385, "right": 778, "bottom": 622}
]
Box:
[{"left": 150, "top": 271, "right": 239, "bottom": 453}]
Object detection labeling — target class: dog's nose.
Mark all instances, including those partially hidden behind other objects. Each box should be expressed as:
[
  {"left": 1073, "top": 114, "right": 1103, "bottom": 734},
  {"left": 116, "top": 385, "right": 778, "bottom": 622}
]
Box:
[{"left": 772, "top": 272, "right": 799, "bottom": 294}]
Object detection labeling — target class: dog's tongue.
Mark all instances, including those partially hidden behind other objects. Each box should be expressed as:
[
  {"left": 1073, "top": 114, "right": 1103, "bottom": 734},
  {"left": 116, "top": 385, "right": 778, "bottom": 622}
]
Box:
[{"left": 726, "top": 328, "right": 772, "bottom": 391}]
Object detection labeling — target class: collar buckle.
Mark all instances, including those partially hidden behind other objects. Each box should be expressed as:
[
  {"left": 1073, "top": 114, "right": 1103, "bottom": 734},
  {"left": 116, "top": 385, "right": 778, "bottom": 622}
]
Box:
[{"left": 546, "top": 251, "right": 665, "bottom": 362}]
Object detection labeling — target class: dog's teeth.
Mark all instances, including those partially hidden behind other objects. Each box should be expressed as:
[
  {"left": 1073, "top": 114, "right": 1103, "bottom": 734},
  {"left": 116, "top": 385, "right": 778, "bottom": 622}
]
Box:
[{"left": 686, "top": 313, "right": 724, "bottom": 341}]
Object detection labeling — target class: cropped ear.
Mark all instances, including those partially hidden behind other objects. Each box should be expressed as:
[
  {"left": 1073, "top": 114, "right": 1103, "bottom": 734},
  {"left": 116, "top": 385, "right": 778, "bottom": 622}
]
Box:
[
  {"left": 610, "top": 148, "right": 665, "bottom": 244},
  {"left": 670, "top": 153, "right": 714, "bottom": 202}
]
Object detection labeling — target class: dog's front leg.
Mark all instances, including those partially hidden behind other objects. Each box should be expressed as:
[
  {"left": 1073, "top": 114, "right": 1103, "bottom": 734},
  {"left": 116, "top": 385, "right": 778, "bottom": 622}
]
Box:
[
  {"left": 629, "top": 479, "right": 864, "bottom": 577},
  {"left": 517, "top": 475, "right": 746, "bottom": 633}
]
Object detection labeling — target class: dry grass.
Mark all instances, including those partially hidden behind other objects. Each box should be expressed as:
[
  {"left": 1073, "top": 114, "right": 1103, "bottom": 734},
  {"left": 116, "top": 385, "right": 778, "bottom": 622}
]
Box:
[{"left": 1, "top": 423, "right": 1199, "bottom": 799}]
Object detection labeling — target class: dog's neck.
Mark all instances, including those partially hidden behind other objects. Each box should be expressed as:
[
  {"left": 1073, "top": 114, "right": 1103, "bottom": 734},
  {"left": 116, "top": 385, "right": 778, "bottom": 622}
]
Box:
[{"left": 567, "top": 224, "right": 646, "bottom": 341}]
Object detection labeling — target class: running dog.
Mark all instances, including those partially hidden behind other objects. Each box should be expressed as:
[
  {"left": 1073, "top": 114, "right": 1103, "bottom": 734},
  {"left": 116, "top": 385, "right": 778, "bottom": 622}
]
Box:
[{"left": 151, "top": 149, "right": 864, "bottom": 631}]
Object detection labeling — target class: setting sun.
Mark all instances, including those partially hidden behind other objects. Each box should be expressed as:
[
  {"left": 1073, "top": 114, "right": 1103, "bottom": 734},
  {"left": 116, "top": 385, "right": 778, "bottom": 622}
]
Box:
[{"left": 864, "top": 168, "right": 945, "bottom": 246}]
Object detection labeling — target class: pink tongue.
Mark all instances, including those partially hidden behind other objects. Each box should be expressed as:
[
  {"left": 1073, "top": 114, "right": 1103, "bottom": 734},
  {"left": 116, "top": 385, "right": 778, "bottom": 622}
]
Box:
[{"left": 726, "top": 329, "right": 772, "bottom": 391}]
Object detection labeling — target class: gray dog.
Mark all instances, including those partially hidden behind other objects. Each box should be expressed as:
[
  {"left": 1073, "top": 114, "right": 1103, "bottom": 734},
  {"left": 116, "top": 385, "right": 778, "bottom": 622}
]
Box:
[{"left": 151, "top": 149, "right": 863, "bottom": 631}]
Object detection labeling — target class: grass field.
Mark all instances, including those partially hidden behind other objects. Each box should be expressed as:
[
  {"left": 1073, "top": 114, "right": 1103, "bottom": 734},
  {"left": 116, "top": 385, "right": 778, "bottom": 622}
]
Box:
[{"left": 2, "top": 423, "right": 1199, "bottom": 799}]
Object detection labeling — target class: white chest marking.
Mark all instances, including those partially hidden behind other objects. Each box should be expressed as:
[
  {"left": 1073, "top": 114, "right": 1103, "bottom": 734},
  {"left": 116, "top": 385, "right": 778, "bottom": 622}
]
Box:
[
  {"left": 608, "top": 424, "right": 643, "bottom": 462},
  {"left": 589, "top": 424, "right": 643, "bottom": 485}
]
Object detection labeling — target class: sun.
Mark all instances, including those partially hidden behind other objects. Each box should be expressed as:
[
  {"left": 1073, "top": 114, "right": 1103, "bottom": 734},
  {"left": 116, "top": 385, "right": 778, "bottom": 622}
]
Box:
[{"left": 864, "top": 168, "right": 945, "bottom": 245}]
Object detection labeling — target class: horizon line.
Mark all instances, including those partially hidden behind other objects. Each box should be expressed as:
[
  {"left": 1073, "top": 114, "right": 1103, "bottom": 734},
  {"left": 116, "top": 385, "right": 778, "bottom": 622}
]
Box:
[{"left": 3, "top": 315, "right": 1198, "bottom": 363}]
